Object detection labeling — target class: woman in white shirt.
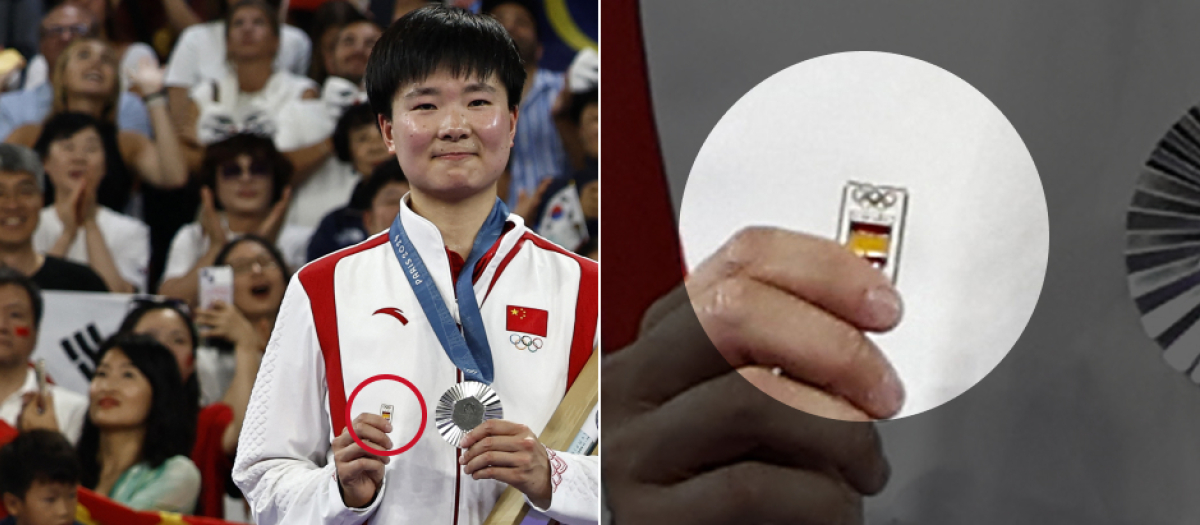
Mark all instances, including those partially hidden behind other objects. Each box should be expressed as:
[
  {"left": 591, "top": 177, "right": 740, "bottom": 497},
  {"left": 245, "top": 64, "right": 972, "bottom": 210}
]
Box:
[
  {"left": 159, "top": 133, "right": 309, "bottom": 306},
  {"left": 30, "top": 112, "right": 150, "bottom": 293}
]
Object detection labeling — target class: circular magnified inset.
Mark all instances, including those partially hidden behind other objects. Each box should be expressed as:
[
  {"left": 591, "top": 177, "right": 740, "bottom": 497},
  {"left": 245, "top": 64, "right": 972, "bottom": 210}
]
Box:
[
  {"left": 679, "top": 51, "right": 1048, "bottom": 420},
  {"left": 345, "top": 374, "right": 427, "bottom": 457},
  {"left": 1126, "top": 106, "right": 1200, "bottom": 381}
]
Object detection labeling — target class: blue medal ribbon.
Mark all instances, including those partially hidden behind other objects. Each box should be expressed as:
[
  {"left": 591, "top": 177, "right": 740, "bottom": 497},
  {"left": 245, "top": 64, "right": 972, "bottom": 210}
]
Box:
[{"left": 389, "top": 198, "right": 510, "bottom": 384}]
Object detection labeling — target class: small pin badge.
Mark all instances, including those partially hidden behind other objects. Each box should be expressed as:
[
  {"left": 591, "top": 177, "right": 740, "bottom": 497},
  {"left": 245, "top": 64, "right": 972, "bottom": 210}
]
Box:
[
  {"left": 380, "top": 404, "right": 394, "bottom": 423},
  {"left": 838, "top": 181, "right": 908, "bottom": 283}
]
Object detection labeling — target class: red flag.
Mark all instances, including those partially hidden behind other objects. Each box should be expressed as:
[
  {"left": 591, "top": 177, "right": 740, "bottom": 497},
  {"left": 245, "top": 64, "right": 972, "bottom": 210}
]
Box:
[
  {"left": 507, "top": 306, "right": 548, "bottom": 337},
  {"left": 76, "top": 487, "right": 243, "bottom": 524},
  {"left": 602, "top": 0, "right": 686, "bottom": 353}
]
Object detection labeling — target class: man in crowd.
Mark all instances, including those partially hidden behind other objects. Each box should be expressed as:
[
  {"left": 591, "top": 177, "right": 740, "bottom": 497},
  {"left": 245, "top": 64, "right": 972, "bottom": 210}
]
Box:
[
  {"left": 321, "top": 18, "right": 383, "bottom": 113},
  {"left": 484, "top": 0, "right": 568, "bottom": 206},
  {"left": 0, "top": 144, "right": 107, "bottom": 293},
  {"left": 0, "top": 266, "right": 88, "bottom": 445},
  {"left": 287, "top": 18, "right": 387, "bottom": 229},
  {"left": 0, "top": 4, "right": 151, "bottom": 141}
]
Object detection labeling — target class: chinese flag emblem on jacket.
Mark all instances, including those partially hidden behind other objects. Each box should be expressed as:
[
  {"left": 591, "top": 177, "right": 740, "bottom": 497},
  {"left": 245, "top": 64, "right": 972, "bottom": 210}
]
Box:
[{"left": 507, "top": 306, "right": 548, "bottom": 337}]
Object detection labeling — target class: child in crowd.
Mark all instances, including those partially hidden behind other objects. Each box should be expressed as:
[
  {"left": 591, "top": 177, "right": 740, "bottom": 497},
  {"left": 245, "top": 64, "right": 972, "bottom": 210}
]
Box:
[{"left": 0, "top": 430, "right": 82, "bottom": 525}]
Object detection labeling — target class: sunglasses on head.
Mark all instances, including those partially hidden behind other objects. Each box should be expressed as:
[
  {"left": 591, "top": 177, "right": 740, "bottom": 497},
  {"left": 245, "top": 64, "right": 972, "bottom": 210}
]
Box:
[
  {"left": 219, "top": 160, "right": 271, "bottom": 180},
  {"left": 128, "top": 295, "right": 192, "bottom": 319}
]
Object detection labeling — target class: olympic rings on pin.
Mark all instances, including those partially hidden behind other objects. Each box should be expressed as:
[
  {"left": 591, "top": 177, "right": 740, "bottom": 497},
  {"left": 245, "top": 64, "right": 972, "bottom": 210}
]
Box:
[{"left": 509, "top": 333, "right": 544, "bottom": 352}]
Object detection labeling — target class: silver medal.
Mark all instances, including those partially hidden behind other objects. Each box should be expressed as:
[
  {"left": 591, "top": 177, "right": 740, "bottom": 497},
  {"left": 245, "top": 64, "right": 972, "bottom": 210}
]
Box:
[{"left": 435, "top": 381, "right": 503, "bottom": 448}]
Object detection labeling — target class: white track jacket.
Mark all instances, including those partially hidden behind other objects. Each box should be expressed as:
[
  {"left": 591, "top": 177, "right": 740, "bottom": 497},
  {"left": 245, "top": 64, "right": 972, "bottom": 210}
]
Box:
[{"left": 233, "top": 197, "right": 599, "bottom": 525}]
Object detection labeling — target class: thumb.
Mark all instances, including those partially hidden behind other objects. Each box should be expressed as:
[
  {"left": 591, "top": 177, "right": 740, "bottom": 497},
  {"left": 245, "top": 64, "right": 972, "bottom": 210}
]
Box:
[
  {"left": 265, "top": 187, "right": 292, "bottom": 222},
  {"left": 277, "top": 186, "right": 293, "bottom": 209},
  {"left": 201, "top": 186, "right": 215, "bottom": 211}
]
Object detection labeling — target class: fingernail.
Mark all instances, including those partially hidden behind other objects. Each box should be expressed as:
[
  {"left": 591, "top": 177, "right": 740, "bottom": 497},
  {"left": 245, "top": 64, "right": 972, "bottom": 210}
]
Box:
[
  {"left": 865, "top": 286, "right": 903, "bottom": 327},
  {"left": 877, "top": 367, "right": 906, "bottom": 416},
  {"left": 386, "top": 422, "right": 393, "bottom": 432}
]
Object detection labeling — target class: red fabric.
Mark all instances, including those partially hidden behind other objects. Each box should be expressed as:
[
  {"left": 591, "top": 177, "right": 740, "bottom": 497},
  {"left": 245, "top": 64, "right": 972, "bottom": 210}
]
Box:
[
  {"left": 446, "top": 221, "right": 515, "bottom": 283},
  {"left": 0, "top": 419, "right": 17, "bottom": 448},
  {"left": 448, "top": 250, "right": 466, "bottom": 283},
  {"left": 287, "top": 0, "right": 328, "bottom": 11},
  {"left": 299, "top": 234, "right": 391, "bottom": 436},
  {"left": 520, "top": 234, "right": 599, "bottom": 393},
  {"left": 0, "top": 423, "right": 16, "bottom": 518},
  {"left": 75, "top": 487, "right": 242, "bottom": 524},
  {"left": 506, "top": 306, "right": 549, "bottom": 337},
  {"left": 483, "top": 235, "right": 530, "bottom": 303},
  {"left": 190, "top": 403, "right": 235, "bottom": 518},
  {"left": 602, "top": 0, "right": 686, "bottom": 353}
]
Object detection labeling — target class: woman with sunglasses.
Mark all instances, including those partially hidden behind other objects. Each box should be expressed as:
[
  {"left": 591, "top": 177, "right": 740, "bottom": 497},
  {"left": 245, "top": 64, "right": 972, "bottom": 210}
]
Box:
[{"left": 158, "top": 133, "right": 308, "bottom": 307}]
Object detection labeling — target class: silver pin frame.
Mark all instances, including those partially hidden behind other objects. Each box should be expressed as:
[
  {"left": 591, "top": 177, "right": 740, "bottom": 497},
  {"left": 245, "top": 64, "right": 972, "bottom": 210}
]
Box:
[{"left": 837, "top": 181, "right": 908, "bottom": 283}]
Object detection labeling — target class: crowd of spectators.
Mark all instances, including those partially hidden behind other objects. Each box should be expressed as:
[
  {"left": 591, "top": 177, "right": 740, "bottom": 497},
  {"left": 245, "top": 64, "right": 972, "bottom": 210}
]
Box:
[{"left": 0, "top": 0, "right": 596, "bottom": 522}]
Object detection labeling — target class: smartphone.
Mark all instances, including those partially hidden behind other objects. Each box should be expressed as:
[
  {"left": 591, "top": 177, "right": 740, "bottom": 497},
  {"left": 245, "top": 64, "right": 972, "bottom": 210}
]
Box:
[{"left": 199, "top": 266, "right": 234, "bottom": 310}]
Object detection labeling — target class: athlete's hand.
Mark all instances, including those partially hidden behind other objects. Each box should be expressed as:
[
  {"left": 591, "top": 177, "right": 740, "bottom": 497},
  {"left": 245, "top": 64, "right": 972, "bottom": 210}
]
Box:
[
  {"left": 459, "top": 419, "right": 552, "bottom": 509},
  {"left": 684, "top": 226, "right": 905, "bottom": 418},
  {"left": 332, "top": 413, "right": 392, "bottom": 508},
  {"left": 603, "top": 226, "right": 902, "bottom": 524}
]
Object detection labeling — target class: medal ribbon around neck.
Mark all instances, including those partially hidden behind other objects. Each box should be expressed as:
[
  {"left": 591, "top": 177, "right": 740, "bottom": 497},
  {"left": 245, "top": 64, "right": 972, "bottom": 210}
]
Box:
[{"left": 389, "top": 197, "right": 510, "bottom": 384}]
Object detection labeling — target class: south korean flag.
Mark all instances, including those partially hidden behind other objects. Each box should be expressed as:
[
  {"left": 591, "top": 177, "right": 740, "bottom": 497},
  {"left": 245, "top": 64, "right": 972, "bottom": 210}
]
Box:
[{"left": 537, "top": 181, "right": 590, "bottom": 252}]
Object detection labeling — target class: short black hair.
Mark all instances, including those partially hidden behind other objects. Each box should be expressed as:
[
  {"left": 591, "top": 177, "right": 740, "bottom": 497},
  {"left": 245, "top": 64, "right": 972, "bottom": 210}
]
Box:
[
  {"left": 200, "top": 133, "right": 292, "bottom": 210},
  {"left": 224, "top": 0, "right": 281, "bottom": 38},
  {"left": 0, "top": 430, "right": 80, "bottom": 499},
  {"left": 33, "top": 112, "right": 133, "bottom": 212},
  {"left": 333, "top": 103, "right": 380, "bottom": 164},
  {"left": 365, "top": 4, "right": 526, "bottom": 121},
  {"left": 214, "top": 0, "right": 282, "bottom": 20},
  {"left": 307, "top": 0, "right": 368, "bottom": 83},
  {"left": 0, "top": 267, "right": 43, "bottom": 330},
  {"left": 483, "top": 0, "right": 541, "bottom": 37},
  {"left": 215, "top": 234, "right": 293, "bottom": 282},
  {"left": 569, "top": 88, "right": 597, "bottom": 125},
  {"left": 348, "top": 159, "right": 407, "bottom": 211},
  {"left": 77, "top": 334, "right": 197, "bottom": 489}
]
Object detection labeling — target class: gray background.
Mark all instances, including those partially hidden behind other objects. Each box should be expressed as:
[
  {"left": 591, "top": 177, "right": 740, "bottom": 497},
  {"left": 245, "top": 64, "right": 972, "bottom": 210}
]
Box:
[{"left": 640, "top": 1, "right": 1200, "bottom": 522}]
